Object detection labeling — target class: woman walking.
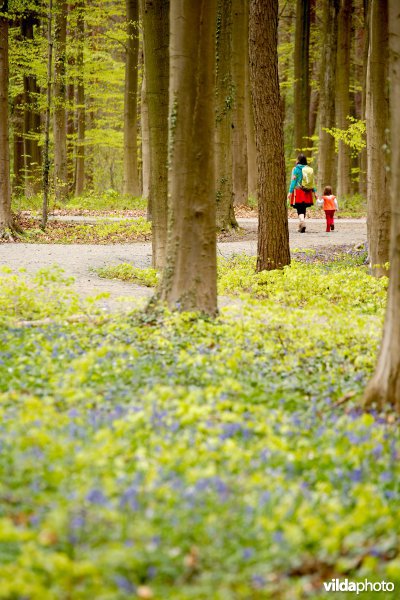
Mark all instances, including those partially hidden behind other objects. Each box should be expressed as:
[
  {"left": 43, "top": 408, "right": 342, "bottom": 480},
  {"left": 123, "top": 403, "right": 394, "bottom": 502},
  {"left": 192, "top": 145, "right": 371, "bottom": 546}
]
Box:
[{"left": 287, "top": 153, "right": 316, "bottom": 232}]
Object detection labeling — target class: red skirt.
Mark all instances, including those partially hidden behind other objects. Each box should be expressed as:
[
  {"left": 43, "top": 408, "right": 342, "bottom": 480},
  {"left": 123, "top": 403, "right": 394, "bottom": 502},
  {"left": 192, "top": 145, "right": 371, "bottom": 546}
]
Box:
[{"left": 290, "top": 188, "right": 314, "bottom": 206}]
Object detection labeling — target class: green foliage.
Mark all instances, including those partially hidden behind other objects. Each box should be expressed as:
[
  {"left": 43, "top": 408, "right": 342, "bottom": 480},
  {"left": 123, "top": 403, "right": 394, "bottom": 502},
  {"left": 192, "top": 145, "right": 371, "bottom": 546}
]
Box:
[
  {"left": 337, "top": 194, "right": 367, "bottom": 218},
  {"left": 324, "top": 117, "right": 366, "bottom": 157},
  {"left": 12, "top": 191, "right": 147, "bottom": 213},
  {"left": 97, "top": 263, "right": 158, "bottom": 287},
  {"left": 0, "top": 264, "right": 398, "bottom": 598}
]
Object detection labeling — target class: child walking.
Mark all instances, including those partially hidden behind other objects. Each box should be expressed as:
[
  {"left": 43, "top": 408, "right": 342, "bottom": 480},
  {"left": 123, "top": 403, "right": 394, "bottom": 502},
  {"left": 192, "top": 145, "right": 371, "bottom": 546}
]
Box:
[{"left": 317, "top": 186, "right": 339, "bottom": 232}]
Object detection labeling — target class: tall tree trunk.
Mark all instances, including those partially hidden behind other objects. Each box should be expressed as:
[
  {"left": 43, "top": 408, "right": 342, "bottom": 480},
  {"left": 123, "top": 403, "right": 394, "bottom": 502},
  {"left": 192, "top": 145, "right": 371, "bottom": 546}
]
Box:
[
  {"left": 231, "top": 0, "right": 248, "bottom": 206},
  {"left": 317, "top": 0, "right": 339, "bottom": 192},
  {"left": 358, "top": 0, "right": 369, "bottom": 198},
  {"left": 21, "top": 10, "right": 41, "bottom": 196},
  {"left": 142, "top": 0, "right": 169, "bottom": 268},
  {"left": 215, "top": 0, "right": 238, "bottom": 230},
  {"left": 363, "top": 0, "right": 400, "bottom": 411},
  {"left": 42, "top": 0, "right": 53, "bottom": 229},
  {"left": 249, "top": 0, "right": 290, "bottom": 271},
  {"left": 366, "top": 0, "right": 390, "bottom": 277},
  {"left": 123, "top": 0, "right": 140, "bottom": 197},
  {"left": 53, "top": 0, "right": 68, "bottom": 201},
  {"left": 74, "top": 0, "right": 85, "bottom": 197},
  {"left": 141, "top": 63, "right": 150, "bottom": 201},
  {"left": 293, "top": 0, "right": 310, "bottom": 152},
  {"left": 245, "top": 25, "right": 257, "bottom": 200},
  {"left": 12, "top": 93, "right": 25, "bottom": 193},
  {"left": 335, "top": 0, "right": 352, "bottom": 197},
  {"left": 159, "top": 0, "right": 217, "bottom": 316},
  {"left": 0, "top": 0, "right": 12, "bottom": 235}
]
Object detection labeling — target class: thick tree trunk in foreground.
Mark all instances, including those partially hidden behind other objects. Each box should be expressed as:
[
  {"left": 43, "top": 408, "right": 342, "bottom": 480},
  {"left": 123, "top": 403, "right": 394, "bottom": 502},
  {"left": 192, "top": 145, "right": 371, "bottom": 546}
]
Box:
[
  {"left": 159, "top": 0, "right": 217, "bottom": 316},
  {"left": 0, "top": 1, "right": 12, "bottom": 235},
  {"left": 249, "top": 0, "right": 290, "bottom": 271},
  {"left": 317, "top": 0, "right": 339, "bottom": 192},
  {"left": 123, "top": 0, "right": 140, "bottom": 197},
  {"left": 75, "top": 0, "right": 85, "bottom": 197},
  {"left": 53, "top": 0, "right": 68, "bottom": 201},
  {"left": 366, "top": 0, "right": 390, "bottom": 277},
  {"left": 363, "top": 0, "right": 400, "bottom": 411},
  {"left": 294, "top": 0, "right": 310, "bottom": 152},
  {"left": 335, "top": 0, "right": 352, "bottom": 197},
  {"left": 142, "top": 0, "right": 169, "bottom": 268},
  {"left": 231, "top": 0, "right": 248, "bottom": 206},
  {"left": 215, "top": 0, "right": 238, "bottom": 230}
]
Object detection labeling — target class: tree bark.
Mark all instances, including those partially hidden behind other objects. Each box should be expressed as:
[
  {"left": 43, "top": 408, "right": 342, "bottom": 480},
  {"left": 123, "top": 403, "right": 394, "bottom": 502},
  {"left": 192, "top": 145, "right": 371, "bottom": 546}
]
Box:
[
  {"left": 142, "top": 0, "right": 169, "bottom": 268},
  {"left": 363, "top": 0, "right": 400, "bottom": 411},
  {"left": 42, "top": 0, "right": 53, "bottom": 229},
  {"left": 366, "top": 0, "right": 390, "bottom": 277},
  {"left": 123, "top": 0, "right": 140, "bottom": 197},
  {"left": 358, "top": 0, "right": 368, "bottom": 198},
  {"left": 21, "top": 9, "right": 41, "bottom": 196},
  {"left": 53, "top": 0, "right": 68, "bottom": 201},
  {"left": 231, "top": 0, "right": 248, "bottom": 206},
  {"left": 215, "top": 0, "right": 238, "bottom": 230},
  {"left": 249, "top": 0, "right": 290, "bottom": 271},
  {"left": 245, "top": 22, "right": 257, "bottom": 201},
  {"left": 12, "top": 93, "right": 25, "bottom": 193},
  {"left": 141, "top": 63, "right": 150, "bottom": 201},
  {"left": 335, "top": 0, "right": 352, "bottom": 197},
  {"left": 74, "top": 0, "right": 85, "bottom": 197},
  {"left": 317, "top": 0, "right": 339, "bottom": 192},
  {"left": 159, "top": 0, "right": 217, "bottom": 316},
  {"left": 294, "top": 0, "right": 311, "bottom": 152},
  {"left": 0, "top": 0, "right": 12, "bottom": 234}
]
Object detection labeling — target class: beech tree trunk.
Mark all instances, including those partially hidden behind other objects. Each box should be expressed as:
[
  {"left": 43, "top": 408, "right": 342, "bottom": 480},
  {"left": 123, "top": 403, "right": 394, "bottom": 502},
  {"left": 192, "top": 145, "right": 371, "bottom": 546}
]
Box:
[
  {"left": 74, "top": 0, "right": 85, "bottom": 197},
  {"left": 366, "top": 0, "right": 390, "bottom": 277},
  {"left": 141, "top": 65, "right": 150, "bottom": 201},
  {"left": 159, "top": 0, "right": 217, "bottom": 316},
  {"left": 21, "top": 10, "right": 41, "bottom": 196},
  {"left": 249, "top": 0, "right": 290, "bottom": 271},
  {"left": 53, "top": 0, "right": 68, "bottom": 201},
  {"left": 363, "top": 0, "right": 400, "bottom": 411},
  {"left": 0, "top": 0, "right": 12, "bottom": 234},
  {"left": 215, "top": 0, "right": 238, "bottom": 230},
  {"left": 231, "top": 0, "right": 248, "bottom": 206},
  {"left": 123, "top": 0, "right": 140, "bottom": 197},
  {"left": 335, "top": 0, "right": 352, "bottom": 197},
  {"left": 317, "top": 0, "right": 339, "bottom": 192},
  {"left": 41, "top": 0, "right": 53, "bottom": 229},
  {"left": 294, "top": 0, "right": 310, "bottom": 152},
  {"left": 142, "top": 0, "right": 169, "bottom": 268},
  {"left": 12, "top": 93, "right": 25, "bottom": 192}
]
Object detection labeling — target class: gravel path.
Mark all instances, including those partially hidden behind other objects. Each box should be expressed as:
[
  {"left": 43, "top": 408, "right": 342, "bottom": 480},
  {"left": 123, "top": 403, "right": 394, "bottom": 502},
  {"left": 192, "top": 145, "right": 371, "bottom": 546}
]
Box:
[{"left": 0, "top": 218, "right": 366, "bottom": 312}]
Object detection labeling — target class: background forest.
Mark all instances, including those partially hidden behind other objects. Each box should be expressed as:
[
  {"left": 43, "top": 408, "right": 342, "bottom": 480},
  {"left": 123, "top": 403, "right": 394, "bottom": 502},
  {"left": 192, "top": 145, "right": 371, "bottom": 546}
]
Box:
[{"left": 0, "top": 0, "right": 400, "bottom": 598}]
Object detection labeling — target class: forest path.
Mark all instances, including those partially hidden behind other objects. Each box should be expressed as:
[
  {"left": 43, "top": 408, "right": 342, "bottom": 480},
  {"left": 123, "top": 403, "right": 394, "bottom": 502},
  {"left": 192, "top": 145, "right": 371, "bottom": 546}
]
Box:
[{"left": 0, "top": 219, "right": 366, "bottom": 312}]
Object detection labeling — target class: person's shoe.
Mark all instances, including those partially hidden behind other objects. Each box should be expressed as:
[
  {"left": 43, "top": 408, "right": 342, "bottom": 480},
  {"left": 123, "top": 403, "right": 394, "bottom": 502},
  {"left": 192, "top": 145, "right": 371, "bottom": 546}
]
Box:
[
  {"left": 330, "top": 224, "right": 334, "bottom": 231},
  {"left": 301, "top": 223, "right": 306, "bottom": 232}
]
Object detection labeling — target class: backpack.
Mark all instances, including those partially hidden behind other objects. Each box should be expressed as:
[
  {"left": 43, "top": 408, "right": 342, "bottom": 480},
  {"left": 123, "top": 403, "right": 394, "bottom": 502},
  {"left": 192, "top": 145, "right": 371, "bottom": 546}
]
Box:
[{"left": 300, "top": 165, "right": 315, "bottom": 191}]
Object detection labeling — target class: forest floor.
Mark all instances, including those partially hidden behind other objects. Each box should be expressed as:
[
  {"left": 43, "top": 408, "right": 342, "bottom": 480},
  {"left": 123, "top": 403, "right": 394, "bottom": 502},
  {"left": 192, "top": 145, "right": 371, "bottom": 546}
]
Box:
[{"left": 0, "top": 218, "right": 367, "bottom": 311}]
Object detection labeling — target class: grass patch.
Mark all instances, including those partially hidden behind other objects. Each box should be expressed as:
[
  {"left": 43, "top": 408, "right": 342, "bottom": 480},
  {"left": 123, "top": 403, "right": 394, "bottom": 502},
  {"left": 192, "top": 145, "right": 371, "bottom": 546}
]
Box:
[
  {"left": 97, "top": 263, "right": 158, "bottom": 287},
  {"left": 0, "top": 264, "right": 397, "bottom": 599},
  {"left": 12, "top": 190, "right": 148, "bottom": 214}
]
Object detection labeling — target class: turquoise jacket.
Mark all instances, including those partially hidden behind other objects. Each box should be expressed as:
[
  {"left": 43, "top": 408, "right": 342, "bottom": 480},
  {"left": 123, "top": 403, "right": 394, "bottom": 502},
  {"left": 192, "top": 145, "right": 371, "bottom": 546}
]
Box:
[{"left": 289, "top": 164, "right": 316, "bottom": 194}]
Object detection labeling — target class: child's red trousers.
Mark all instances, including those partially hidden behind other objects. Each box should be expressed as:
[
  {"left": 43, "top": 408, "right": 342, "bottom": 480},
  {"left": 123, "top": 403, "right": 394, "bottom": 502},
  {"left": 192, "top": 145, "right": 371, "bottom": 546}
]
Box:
[{"left": 325, "top": 210, "right": 335, "bottom": 232}]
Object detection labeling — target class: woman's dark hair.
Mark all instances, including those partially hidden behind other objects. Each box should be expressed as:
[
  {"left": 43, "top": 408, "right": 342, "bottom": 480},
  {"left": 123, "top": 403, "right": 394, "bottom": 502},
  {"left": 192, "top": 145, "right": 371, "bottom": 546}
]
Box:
[
  {"left": 323, "top": 185, "right": 333, "bottom": 195},
  {"left": 297, "top": 153, "right": 307, "bottom": 165}
]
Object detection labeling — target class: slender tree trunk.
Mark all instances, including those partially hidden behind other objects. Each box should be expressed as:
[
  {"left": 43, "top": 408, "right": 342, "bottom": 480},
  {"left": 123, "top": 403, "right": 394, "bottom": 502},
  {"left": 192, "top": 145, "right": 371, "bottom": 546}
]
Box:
[
  {"left": 53, "top": 0, "right": 68, "bottom": 201},
  {"left": 12, "top": 93, "right": 25, "bottom": 193},
  {"left": 141, "top": 64, "right": 150, "bottom": 201},
  {"left": 359, "top": 0, "right": 369, "bottom": 198},
  {"left": 317, "top": 0, "right": 339, "bottom": 192},
  {"left": 42, "top": 0, "right": 53, "bottom": 229},
  {"left": 74, "top": 0, "right": 85, "bottom": 197},
  {"left": 215, "top": 0, "right": 238, "bottom": 230},
  {"left": 123, "top": 0, "right": 140, "bottom": 196},
  {"left": 142, "top": 0, "right": 169, "bottom": 268},
  {"left": 366, "top": 0, "right": 390, "bottom": 277},
  {"left": 363, "top": 0, "right": 400, "bottom": 411},
  {"left": 245, "top": 25, "right": 257, "bottom": 200},
  {"left": 0, "top": 0, "right": 12, "bottom": 235},
  {"left": 293, "top": 0, "right": 310, "bottom": 152},
  {"left": 231, "top": 0, "right": 248, "bottom": 206},
  {"left": 21, "top": 11, "right": 41, "bottom": 196},
  {"left": 335, "top": 0, "right": 352, "bottom": 197},
  {"left": 249, "top": 0, "right": 290, "bottom": 271},
  {"left": 159, "top": 0, "right": 217, "bottom": 316}
]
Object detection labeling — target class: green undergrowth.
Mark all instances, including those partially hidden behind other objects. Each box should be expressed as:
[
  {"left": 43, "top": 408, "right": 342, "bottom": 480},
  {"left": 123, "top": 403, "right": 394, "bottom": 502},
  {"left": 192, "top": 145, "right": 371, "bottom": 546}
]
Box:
[
  {"left": 0, "top": 264, "right": 398, "bottom": 599},
  {"left": 15, "top": 217, "right": 151, "bottom": 244},
  {"left": 12, "top": 190, "right": 148, "bottom": 214}
]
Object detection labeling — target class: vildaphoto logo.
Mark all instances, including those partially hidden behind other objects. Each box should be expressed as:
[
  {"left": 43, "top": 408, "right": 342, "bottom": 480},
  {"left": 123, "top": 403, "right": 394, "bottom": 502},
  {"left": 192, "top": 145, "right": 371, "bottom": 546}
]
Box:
[{"left": 323, "top": 579, "right": 395, "bottom": 594}]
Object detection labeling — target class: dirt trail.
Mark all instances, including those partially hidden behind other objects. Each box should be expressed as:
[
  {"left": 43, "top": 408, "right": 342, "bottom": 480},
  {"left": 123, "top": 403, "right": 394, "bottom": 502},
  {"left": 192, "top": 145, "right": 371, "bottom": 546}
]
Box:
[{"left": 0, "top": 218, "right": 367, "bottom": 311}]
